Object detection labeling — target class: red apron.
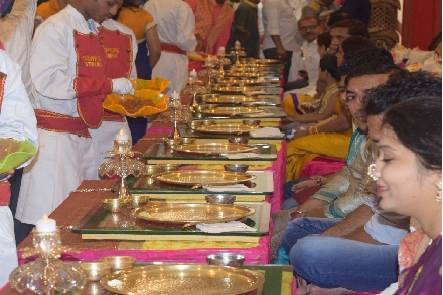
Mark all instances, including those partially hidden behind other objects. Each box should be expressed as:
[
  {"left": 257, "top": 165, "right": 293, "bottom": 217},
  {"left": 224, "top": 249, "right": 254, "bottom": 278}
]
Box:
[{"left": 73, "top": 27, "right": 132, "bottom": 128}]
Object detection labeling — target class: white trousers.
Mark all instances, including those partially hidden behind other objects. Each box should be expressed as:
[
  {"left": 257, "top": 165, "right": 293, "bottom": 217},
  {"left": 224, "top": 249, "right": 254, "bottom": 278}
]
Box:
[
  {"left": 152, "top": 51, "right": 188, "bottom": 94},
  {"left": 0, "top": 206, "right": 18, "bottom": 287},
  {"left": 16, "top": 121, "right": 130, "bottom": 225}
]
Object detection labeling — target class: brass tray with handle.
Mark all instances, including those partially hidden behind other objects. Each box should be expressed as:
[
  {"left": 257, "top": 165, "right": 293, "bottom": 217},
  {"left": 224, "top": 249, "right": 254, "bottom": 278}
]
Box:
[
  {"left": 133, "top": 202, "right": 255, "bottom": 224},
  {"left": 171, "top": 142, "right": 256, "bottom": 155},
  {"left": 191, "top": 120, "right": 260, "bottom": 135},
  {"left": 100, "top": 264, "right": 261, "bottom": 295},
  {"left": 155, "top": 170, "right": 254, "bottom": 186},
  {"left": 200, "top": 106, "right": 264, "bottom": 116}
]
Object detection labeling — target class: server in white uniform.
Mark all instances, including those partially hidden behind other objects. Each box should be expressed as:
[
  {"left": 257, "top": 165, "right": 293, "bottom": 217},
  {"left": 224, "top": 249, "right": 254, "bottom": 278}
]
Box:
[
  {"left": 144, "top": 0, "right": 197, "bottom": 94},
  {"left": 0, "top": 47, "right": 38, "bottom": 287},
  {"left": 17, "top": 0, "right": 138, "bottom": 227}
]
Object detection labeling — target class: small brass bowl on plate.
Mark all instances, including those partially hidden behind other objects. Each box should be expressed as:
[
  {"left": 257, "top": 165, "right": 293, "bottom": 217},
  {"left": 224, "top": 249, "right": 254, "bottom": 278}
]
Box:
[
  {"left": 205, "top": 194, "right": 236, "bottom": 204},
  {"left": 224, "top": 164, "right": 249, "bottom": 173},
  {"left": 242, "top": 119, "right": 261, "bottom": 126},
  {"left": 129, "top": 195, "right": 150, "bottom": 208},
  {"left": 207, "top": 253, "right": 245, "bottom": 267},
  {"left": 80, "top": 262, "right": 113, "bottom": 281},
  {"left": 228, "top": 137, "right": 249, "bottom": 144},
  {"left": 103, "top": 198, "right": 128, "bottom": 213},
  {"left": 100, "top": 256, "right": 136, "bottom": 272}
]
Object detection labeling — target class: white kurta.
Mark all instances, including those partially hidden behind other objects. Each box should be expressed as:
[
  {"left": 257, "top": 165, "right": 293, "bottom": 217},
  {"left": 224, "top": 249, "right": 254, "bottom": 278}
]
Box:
[
  {"left": 17, "top": 5, "right": 137, "bottom": 225},
  {"left": 0, "top": 0, "right": 36, "bottom": 99},
  {"left": 262, "top": 0, "right": 299, "bottom": 51},
  {"left": 0, "top": 49, "right": 38, "bottom": 287},
  {"left": 144, "top": 0, "right": 196, "bottom": 94},
  {"left": 288, "top": 40, "right": 320, "bottom": 86}
]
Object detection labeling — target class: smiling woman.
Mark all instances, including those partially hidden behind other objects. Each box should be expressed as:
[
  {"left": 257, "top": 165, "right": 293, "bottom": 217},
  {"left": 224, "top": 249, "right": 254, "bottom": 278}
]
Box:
[{"left": 374, "top": 96, "right": 442, "bottom": 295}]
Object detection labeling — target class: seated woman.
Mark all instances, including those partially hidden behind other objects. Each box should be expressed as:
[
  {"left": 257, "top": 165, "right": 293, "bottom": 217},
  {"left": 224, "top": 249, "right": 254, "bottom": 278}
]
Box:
[
  {"left": 285, "top": 54, "right": 352, "bottom": 181},
  {"left": 116, "top": 0, "right": 161, "bottom": 144},
  {"left": 373, "top": 96, "right": 441, "bottom": 294}
]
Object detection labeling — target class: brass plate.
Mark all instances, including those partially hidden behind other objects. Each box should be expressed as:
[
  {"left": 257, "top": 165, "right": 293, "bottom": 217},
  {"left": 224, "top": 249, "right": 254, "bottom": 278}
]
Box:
[
  {"left": 192, "top": 121, "right": 259, "bottom": 134},
  {"left": 203, "top": 95, "right": 257, "bottom": 104},
  {"left": 200, "top": 106, "right": 264, "bottom": 116},
  {"left": 155, "top": 170, "right": 254, "bottom": 186},
  {"left": 134, "top": 203, "right": 255, "bottom": 224},
  {"left": 172, "top": 142, "right": 256, "bottom": 155},
  {"left": 101, "top": 264, "right": 260, "bottom": 295}
]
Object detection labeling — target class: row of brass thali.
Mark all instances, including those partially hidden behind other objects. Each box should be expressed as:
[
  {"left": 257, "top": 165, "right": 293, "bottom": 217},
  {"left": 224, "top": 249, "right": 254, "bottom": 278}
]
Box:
[{"left": 80, "top": 58, "right": 286, "bottom": 294}]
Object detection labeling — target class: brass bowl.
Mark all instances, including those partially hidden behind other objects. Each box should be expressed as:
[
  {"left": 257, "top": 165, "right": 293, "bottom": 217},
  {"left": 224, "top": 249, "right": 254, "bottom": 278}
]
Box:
[
  {"left": 205, "top": 194, "right": 236, "bottom": 204},
  {"left": 207, "top": 253, "right": 245, "bottom": 267},
  {"left": 129, "top": 195, "right": 150, "bottom": 208},
  {"left": 100, "top": 256, "right": 136, "bottom": 272},
  {"left": 228, "top": 137, "right": 249, "bottom": 144},
  {"left": 164, "top": 138, "right": 195, "bottom": 148},
  {"left": 224, "top": 164, "right": 249, "bottom": 173},
  {"left": 103, "top": 198, "right": 128, "bottom": 213},
  {"left": 80, "top": 262, "right": 113, "bottom": 281},
  {"left": 242, "top": 119, "right": 261, "bottom": 126}
]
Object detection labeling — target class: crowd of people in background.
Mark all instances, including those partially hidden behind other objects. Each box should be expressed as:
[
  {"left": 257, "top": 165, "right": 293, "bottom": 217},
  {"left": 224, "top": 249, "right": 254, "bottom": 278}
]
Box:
[{"left": 0, "top": 0, "right": 441, "bottom": 293}]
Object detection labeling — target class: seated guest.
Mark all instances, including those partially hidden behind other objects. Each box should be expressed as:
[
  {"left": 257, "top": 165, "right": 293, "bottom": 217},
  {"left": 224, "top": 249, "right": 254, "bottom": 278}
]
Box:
[
  {"left": 0, "top": 47, "right": 38, "bottom": 286},
  {"left": 116, "top": 0, "right": 161, "bottom": 144},
  {"left": 317, "top": 32, "right": 331, "bottom": 56},
  {"left": 336, "top": 35, "right": 375, "bottom": 66},
  {"left": 186, "top": 0, "right": 234, "bottom": 55},
  {"left": 144, "top": 0, "right": 197, "bottom": 93},
  {"left": 36, "top": 0, "right": 67, "bottom": 20},
  {"left": 328, "top": 19, "right": 368, "bottom": 54},
  {"left": 16, "top": 0, "right": 137, "bottom": 229},
  {"left": 285, "top": 54, "right": 352, "bottom": 181},
  {"left": 286, "top": 15, "right": 323, "bottom": 91},
  {"left": 288, "top": 70, "right": 441, "bottom": 293},
  {"left": 271, "top": 47, "right": 398, "bottom": 262},
  {"left": 226, "top": 0, "right": 260, "bottom": 58},
  {"left": 373, "top": 96, "right": 441, "bottom": 295}
]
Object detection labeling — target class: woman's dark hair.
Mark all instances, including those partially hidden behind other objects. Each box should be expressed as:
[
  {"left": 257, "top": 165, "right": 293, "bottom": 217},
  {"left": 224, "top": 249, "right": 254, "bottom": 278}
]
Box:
[
  {"left": 319, "top": 54, "right": 340, "bottom": 81},
  {"left": 341, "top": 36, "right": 375, "bottom": 60},
  {"left": 383, "top": 96, "right": 442, "bottom": 171},
  {"left": 317, "top": 32, "right": 331, "bottom": 49}
]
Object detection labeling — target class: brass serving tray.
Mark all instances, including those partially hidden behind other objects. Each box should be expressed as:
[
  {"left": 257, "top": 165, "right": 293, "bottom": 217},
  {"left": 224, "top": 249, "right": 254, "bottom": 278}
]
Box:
[
  {"left": 192, "top": 121, "right": 259, "bottom": 134},
  {"left": 200, "top": 106, "right": 264, "bottom": 116},
  {"left": 202, "top": 95, "right": 257, "bottom": 104},
  {"left": 134, "top": 202, "right": 255, "bottom": 224},
  {"left": 101, "top": 264, "right": 260, "bottom": 295},
  {"left": 171, "top": 142, "right": 256, "bottom": 155},
  {"left": 155, "top": 170, "right": 254, "bottom": 186}
]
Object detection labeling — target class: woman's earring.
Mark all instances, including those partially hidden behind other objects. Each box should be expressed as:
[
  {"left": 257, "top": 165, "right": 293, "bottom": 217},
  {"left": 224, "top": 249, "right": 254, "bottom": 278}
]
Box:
[
  {"left": 367, "top": 163, "right": 380, "bottom": 181},
  {"left": 436, "top": 181, "right": 442, "bottom": 203}
]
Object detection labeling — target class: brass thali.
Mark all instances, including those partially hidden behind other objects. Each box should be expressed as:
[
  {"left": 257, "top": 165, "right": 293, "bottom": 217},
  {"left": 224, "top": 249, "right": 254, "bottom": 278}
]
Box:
[
  {"left": 155, "top": 170, "right": 254, "bottom": 186},
  {"left": 200, "top": 106, "right": 264, "bottom": 116},
  {"left": 202, "top": 95, "right": 257, "bottom": 104},
  {"left": 134, "top": 202, "right": 255, "bottom": 224},
  {"left": 171, "top": 142, "right": 256, "bottom": 155},
  {"left": 101, "top": 264, "right": 261, "bottom": 295},
  {"left": 192, "top": 121, "right": 259, "bottom": 134}
]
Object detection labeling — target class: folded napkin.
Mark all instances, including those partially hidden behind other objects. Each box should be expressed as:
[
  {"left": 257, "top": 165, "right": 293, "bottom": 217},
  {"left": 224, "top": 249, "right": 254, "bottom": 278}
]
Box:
[
  {"left": 221, "top": 153, "right": 276, "bottom": 160},
  {"left": 196, "top": 221, "right": 257, "bottom": 233},
  {"left": 250, "top": 127, "right": 283, "bottom": 138},
  {"left": 203, "top": 183, "right": 255, "bottom": 192}
]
